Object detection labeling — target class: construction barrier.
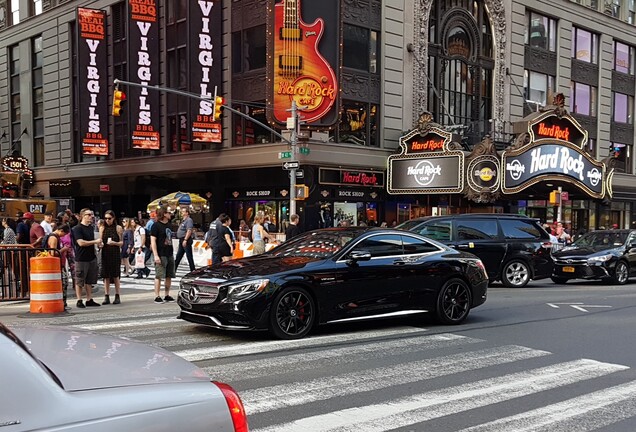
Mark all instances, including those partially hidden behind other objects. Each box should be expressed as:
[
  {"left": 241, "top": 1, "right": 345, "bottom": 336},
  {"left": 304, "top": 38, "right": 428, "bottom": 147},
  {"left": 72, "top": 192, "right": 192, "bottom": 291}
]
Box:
[
  {"left": 29, "top": 255, "right": 64, "bottom": 314},
  {"left": 232, "top": 241, "right": 277, "bottom": 259},
  {"left": 193, "top": 240, "right": 212, "bottom": 267}
]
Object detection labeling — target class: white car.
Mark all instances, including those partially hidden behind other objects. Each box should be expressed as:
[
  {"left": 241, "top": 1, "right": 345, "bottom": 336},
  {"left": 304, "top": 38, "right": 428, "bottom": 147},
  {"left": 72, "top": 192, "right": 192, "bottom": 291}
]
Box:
[{"left": 0, "top": 323, "right": 248, "bottom": 431}]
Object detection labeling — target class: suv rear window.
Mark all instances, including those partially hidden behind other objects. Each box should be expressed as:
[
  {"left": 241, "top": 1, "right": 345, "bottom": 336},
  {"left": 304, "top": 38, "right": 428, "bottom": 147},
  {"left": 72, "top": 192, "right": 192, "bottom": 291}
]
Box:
[
  {"left": 499, "top": 219, "right": 543, "bottom": 239},
  {"left": 418, "top": 220, "right": 451, "bottom": 241},
  {"left": 456, "top": 219, "right": 499, "bottom": 240}
]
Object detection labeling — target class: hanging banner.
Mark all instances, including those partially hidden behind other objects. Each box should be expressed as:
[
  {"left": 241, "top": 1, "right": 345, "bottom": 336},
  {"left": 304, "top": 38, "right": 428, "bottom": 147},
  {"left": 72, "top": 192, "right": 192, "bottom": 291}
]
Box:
[
  {"left": 267, "top": 0, "right": 339, "bottom": 128},
  {"left": 128, "top": 0, "right": 160, "bottom": 150},
  {"left": 77, "top": 8, "right": 109, "bottom": 156},
  {"left": 189, "top": 0, "right": 223, "bottom": 143}
]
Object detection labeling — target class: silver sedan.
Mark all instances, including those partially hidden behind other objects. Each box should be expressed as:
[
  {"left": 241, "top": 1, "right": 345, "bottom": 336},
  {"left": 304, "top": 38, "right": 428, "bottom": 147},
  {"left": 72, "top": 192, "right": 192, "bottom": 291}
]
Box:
[{"left": 0, "top": 323, "right": 248, "bottom": 431}]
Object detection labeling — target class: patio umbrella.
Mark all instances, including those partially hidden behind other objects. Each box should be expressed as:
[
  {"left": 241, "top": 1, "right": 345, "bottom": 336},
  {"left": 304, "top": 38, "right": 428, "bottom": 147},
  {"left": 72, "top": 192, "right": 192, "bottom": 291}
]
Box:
[{"left": 147, "top": 191, "right": 208, "bottom": 213}]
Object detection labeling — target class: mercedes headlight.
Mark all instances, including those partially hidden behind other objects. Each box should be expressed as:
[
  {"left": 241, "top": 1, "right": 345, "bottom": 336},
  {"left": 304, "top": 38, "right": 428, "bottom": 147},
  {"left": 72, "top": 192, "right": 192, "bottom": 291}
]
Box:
[
  {"left": 587, "top": 254, "right": 613, "bottom": 264},
  {"left": 225, "top": 279, "right": 269, "bottom": 302}
]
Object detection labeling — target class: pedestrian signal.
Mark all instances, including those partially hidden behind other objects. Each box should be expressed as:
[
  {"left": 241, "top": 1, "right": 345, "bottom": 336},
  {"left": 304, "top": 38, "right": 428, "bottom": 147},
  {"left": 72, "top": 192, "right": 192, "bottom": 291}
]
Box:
[
  {"left": 112, "top": 89, "right": 126, "bottom": 116},
  {"left": 294, "top": 184, "right": 309, "bottom": 200},
  {"left": 549, "top": 190, "right": 560, "bottom": 205},
  {"left": 214, "top": 96, "right": 224, "bottom": 121}
]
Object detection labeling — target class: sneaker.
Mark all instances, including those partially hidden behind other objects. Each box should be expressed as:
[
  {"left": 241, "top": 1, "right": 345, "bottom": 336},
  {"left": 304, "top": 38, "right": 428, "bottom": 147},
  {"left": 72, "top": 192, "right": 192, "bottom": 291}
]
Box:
[
  {"left": 154, "top": 296, "right": 164, "bottom": 304},
  {"left": 85, "top": 299, "right": 101, "bottom": 307},
  {"left": 76, "top": 300, "right": 86, "bottom": 309},
  {"left": 164, "top": 295, "right": 175, "bottom": 302},
  {"left": 102, "top": 295, "right": 110, "bottom": 305},
  {"left": 113, "top": 294, "right": 121, "bottom": 305}
]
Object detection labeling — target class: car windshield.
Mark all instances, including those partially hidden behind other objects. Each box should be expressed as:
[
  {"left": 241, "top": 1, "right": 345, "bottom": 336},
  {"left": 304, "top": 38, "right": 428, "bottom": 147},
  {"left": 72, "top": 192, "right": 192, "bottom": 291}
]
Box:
[
  {"left": 269, "top": 229, "right": 359, "bottom": 259},
  {"left": 573, "top": 231, "right": 628, "bottom": 248}
]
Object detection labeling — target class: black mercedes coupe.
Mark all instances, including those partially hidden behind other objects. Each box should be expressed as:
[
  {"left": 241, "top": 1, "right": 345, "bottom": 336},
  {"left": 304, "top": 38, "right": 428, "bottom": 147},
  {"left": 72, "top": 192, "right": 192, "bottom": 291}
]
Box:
[
  {"left": 177, "top": 227, "right": 488, "bottom": 339},
  {"left": 552, "top": 229, "right": 636, "bottom": 285}
]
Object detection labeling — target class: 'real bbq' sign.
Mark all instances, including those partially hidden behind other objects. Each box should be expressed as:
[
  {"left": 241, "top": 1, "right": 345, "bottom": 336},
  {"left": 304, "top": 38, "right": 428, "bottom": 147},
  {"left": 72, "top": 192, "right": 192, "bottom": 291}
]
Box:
[
  {"left": 128, "top": 0, "right": 160, "bottom": 150},
  {"left": 388, "top": 121, "right": 465, "bottom": 194},
  {"left": 502, "top": 111, "right": 610, "bottom": 199}
]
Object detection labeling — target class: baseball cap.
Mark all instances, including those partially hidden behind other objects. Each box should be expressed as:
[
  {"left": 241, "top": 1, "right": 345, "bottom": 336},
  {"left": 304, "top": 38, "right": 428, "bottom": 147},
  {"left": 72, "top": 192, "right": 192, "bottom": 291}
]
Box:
[{"left": 23, "top": 212, "right": 35, "bottom": 220}]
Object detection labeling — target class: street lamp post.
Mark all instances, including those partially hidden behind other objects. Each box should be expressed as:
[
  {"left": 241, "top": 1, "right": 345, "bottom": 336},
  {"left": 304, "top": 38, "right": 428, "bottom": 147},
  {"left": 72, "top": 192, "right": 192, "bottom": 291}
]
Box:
[{"left": 288, "top": 101, "right": 299, "bottom": 217}]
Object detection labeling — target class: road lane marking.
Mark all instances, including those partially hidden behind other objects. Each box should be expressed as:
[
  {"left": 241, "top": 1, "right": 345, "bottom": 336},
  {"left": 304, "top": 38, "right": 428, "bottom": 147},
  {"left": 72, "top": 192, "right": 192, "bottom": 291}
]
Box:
[
  {"left": 459, "top": 380, "right": 636, "bottom": 432},
  {"left": 253, "top": 359, "right": 627, "bottom": 432},
  {"left": 74, "top": 317, "right": 179, "bottom": 330},
  {"left": 204, "top": 333, "right": 481, "bottom": 381},
  {"left": 547, "top": 302, "right": 612, "bottom": 312},
  {"left": 243, "top": 345, "right": 550, "bottom": 415},
  {"left": 174, "top": 327, "right": 428, "bottom": 361}
]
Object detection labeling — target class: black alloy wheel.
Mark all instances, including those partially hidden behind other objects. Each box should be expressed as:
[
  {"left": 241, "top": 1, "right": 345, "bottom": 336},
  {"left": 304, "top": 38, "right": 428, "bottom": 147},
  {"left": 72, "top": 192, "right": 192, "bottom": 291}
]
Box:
[
  {"left": 551, "top": 276, "right": 569, "bottom": 284},
  {"left": 501, "top": 260, "right": 531, "bottom": 288},
  {"left": 269, "top": 286, "right": 315, "bottom": 339},
  {"left": 611, "top": 261, "right": 629, "bottom": 285},
  {"left": 436, "top": 278, "right": 471, "bottom": 325}
]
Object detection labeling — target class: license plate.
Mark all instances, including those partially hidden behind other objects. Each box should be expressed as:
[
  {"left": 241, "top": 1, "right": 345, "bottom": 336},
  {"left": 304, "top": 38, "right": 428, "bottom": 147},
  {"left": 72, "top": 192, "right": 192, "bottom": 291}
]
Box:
[{"left": 562, "top": 266, "right": 575, "bottom": 273}]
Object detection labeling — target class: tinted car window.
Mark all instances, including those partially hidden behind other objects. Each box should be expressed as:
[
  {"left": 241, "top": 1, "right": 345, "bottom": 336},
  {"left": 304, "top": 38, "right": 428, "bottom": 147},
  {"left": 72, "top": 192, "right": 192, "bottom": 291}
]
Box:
[
  {"left": 456, "top": 219, "right": 499, "bottom": 240},
  {"left": 500, "top": 219, "right": 542, "bottom": 239},
  {"left": 356, "top": 234, "right": 403, "bottom": 257},
  {"left": 418, "top": 220, "right": 451, "bottom": 241},
  {"left": 402, "top": 235, "right": 440, "bottom": 254}
]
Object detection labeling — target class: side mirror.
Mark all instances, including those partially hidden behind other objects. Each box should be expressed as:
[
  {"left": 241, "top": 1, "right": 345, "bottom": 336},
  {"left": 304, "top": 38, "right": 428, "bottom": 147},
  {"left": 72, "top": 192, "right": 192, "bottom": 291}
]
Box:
[
  {"left": 347, "top": 250, "right": 372, "bottom": 264},
  {"left": 628, "top": 240, "right": 636, "bottom": 249}
]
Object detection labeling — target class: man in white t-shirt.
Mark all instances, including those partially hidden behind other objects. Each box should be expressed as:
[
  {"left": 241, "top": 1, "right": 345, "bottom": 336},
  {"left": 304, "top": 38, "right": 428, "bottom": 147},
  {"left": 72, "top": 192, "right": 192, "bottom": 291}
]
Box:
[{"left": 40, "top": 212, "right": 54, "bottom": 235}]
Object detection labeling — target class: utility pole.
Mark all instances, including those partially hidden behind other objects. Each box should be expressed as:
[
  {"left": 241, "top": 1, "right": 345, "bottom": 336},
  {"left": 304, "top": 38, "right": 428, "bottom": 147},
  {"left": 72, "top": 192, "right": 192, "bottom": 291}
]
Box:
[
  {"left": 288, "top": 101, "right": 299, "bottom": 216},
  {"left": 557, "top": 186, "right": 563, "bottom": 222}
]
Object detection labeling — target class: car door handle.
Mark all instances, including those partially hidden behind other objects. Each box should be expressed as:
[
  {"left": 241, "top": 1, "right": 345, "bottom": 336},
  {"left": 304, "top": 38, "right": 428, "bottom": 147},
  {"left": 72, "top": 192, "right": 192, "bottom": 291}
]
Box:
[
  {"left": 393, "top": 260, "right": 406, "bottom": 265},
  {"left": 456, "top": 244, "right": 470, "bottom": 249}
]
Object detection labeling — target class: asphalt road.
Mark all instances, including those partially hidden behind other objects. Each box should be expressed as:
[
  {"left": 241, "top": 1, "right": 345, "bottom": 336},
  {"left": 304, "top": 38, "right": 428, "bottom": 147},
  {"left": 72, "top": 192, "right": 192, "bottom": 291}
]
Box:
[{"left": 3, "top": 277, "right": 636, "bottom": 431}]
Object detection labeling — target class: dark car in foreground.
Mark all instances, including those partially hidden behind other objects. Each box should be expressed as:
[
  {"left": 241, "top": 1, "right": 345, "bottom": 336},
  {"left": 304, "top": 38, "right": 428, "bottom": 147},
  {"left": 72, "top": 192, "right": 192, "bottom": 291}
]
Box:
[
  {"left": 397, "top": 214, "right": 554, "bottom": 288},
  {"left": 177, "top": 227, "right": 488, "bottom": 339},
  {"left": 551, "top": 229, "right": 636, "bottom": 285},
  {"left": 0, "top": 323, "right": 248, "bottom": 432}
]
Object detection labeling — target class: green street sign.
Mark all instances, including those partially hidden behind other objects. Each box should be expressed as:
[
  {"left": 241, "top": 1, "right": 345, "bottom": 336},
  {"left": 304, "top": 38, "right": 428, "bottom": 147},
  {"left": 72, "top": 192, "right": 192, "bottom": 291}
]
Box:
[
  {"left": 299, "top": 147, "right": 310, "bottom": 155},
  {"left": 279, "top": 151, "right": 292, "bottom": 159}
]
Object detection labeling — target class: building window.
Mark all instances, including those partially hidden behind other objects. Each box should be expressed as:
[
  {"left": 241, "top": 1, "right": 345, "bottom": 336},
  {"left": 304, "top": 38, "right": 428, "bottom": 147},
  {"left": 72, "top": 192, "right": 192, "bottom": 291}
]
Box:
[
  {"left": 629, "top": 0, "right": 636, "bottom": 23},
  {"left": 336, "top": 101, "right": 378, "bottom": 147},
  {"left": 606, "top": 0, "right": 621, "bottom": 17},
  {"left": 9, "top": 44, "right": 20, "bottom": 153},
  {"left": 32, "top": 36, "right": 44, "bottom": 166},
  {"left": 232, "top": 102, "right": 273, "bottom": 146},
  {"left": 343, "top": 24, "right": 380, "bottom": 73},
  {"left": 524, "top": 70, "right": 556, "bottom": 108},
  {"left": 570, "top": 81, "right": 597, "bottom": 116},
  {"left": 167, "top": 46, "right": 187, "bottom": 89},
  {"left": 525, "top": 11, "right": 557, "bottom": 51},
  {"left": 572, "top": 27, "right": 598, "bottom": 63},
  {"left": 231, "top": 25, "right": 266, "bottom": 73},
  {"left": 30, "top": 0, "right": 42, "bottom": 17},
  {"left": 10, "top": 0, "right": 19, "bottom": 25},
  {"left": 614, "top": 41, "right": 635, "bottom": 74},
  {"left": 612, "top": 92, "right": 634, "bottom": 123},
  {"left": 611, "top": 142, "right": 631, "bottom": 173},
  {"left": 167, "top": 0, "right": 186, "bottom": 24}
]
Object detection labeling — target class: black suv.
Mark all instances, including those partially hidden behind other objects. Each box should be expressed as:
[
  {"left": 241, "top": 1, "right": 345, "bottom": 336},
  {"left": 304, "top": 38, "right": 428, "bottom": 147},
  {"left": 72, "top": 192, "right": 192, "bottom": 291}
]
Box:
[{"left": 397, "top": 214, "right": 554, "bottom": 287}]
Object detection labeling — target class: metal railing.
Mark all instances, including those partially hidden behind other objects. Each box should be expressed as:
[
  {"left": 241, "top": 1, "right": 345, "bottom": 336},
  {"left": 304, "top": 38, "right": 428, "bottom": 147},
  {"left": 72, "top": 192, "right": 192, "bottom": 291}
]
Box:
[{"left": 0, "top": 245, "right": 61, "bottom": 301}]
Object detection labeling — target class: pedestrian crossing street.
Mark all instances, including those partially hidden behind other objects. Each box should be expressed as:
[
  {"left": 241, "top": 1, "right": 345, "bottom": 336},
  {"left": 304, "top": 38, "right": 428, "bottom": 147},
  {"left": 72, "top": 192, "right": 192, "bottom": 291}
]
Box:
[
  {"left": 12, "top": 305, "right": 636, "bottom": 432},
  {"left": 115, "top": 261, "right": 193, "bottom": 290}
]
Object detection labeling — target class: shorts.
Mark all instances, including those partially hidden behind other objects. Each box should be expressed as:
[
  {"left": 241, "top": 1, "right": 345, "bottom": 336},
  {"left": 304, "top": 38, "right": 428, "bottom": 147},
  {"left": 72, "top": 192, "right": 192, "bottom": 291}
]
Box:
[
  {"left": 75, "top": 259, "right": 98, "bottom": 286},
  {"left": 155, "top": 255, "right": 176, "bottom": 279}
]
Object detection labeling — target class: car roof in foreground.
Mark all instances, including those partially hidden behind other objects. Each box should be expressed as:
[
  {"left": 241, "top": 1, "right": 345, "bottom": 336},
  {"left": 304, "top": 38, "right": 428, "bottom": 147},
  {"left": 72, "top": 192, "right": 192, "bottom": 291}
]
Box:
[
  {"left": 8, "top": 325, "right": 211, "bottom": 391},
  {"left": 404, "top": 213, "right": 537, "bottom": 222}
]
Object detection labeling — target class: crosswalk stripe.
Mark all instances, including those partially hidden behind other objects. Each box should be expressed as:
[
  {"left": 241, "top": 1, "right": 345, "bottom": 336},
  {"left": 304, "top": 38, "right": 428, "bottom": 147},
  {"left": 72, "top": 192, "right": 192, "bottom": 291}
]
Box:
[
  {"left": 459, "top": 380, "right": 636, "bottom": 432},
  {"left": 75, "top": 317, "right": 178, "bottom": 330},
  {"left": 203, "top": 333, "right": 481, "bottom": 381},
  {"left": 174, "top": 327, "right": 428, "bottom": 361},
  {"left": 244, "top": 345, "right": 549, "bottom": 415},
  {"left": 253, "top": 359, "right": 628, "bottom": 432}
]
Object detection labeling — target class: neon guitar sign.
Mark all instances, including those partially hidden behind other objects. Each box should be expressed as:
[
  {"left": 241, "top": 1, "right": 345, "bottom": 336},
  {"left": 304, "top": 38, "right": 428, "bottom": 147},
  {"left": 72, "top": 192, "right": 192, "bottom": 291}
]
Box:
[{"left": 270, "top": 0, "right": 338, "bottom": 125}]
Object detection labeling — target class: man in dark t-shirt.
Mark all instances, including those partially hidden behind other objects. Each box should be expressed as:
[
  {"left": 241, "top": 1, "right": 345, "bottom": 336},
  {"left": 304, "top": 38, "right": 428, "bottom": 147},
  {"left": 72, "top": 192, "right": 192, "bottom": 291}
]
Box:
[
  {"left": 71, "top": 209, "right": 103, "bottom": 308},
  {"left": 150, "top": 207, "right": 175, "bottom": 304}
]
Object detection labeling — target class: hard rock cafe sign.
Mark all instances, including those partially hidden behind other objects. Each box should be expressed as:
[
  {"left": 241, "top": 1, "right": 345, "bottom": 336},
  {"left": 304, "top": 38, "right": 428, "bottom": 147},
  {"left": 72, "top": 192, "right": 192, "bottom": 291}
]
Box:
[
  {"left": 502, "top": 107, "right": 612, "bottom": 199},
  {"left": 387, "top": 113, "right": 465, "bottom": 194}
]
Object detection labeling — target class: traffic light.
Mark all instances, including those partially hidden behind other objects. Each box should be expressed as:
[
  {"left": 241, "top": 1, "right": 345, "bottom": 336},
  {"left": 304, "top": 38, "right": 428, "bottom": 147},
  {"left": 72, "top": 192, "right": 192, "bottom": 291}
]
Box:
[
  {"left": 213, "top": 96, "right": 224, "bottom": 121},
  {"left": 549, "top": 190, "right": 560, "bottom": 205},
  {"left": 112, "top": 89, "right": 126, "bottom": 116},
  {"left": 294, "top": 184, "right": 309, "bottom": 200}
]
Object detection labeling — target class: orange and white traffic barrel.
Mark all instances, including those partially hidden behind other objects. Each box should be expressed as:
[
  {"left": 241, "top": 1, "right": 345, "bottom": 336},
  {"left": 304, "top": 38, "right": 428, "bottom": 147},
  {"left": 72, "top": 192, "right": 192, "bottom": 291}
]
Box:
[{"left": 29, "top": 255, "right": 64, "bottom": 314}]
